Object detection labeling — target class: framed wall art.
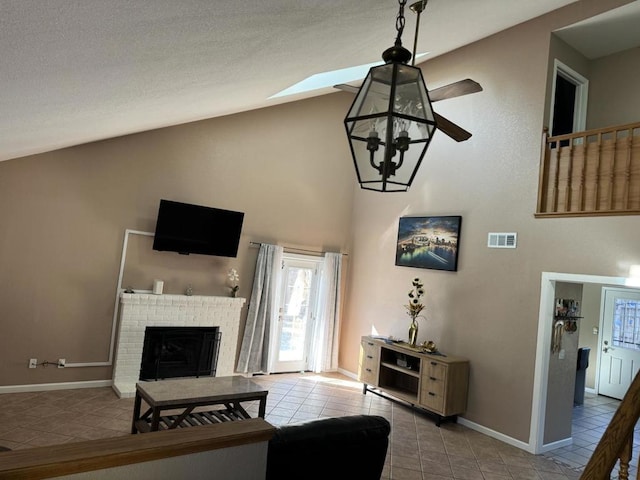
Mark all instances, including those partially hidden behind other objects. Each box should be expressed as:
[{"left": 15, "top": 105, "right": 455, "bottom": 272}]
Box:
[{"left": 395, "top": 215, "right": 462, "bottom": 271}]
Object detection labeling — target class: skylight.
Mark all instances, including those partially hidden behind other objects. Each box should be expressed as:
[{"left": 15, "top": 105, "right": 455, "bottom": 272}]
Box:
[{"left": 270, "top": 53, "right": 428, "bottom": 99}]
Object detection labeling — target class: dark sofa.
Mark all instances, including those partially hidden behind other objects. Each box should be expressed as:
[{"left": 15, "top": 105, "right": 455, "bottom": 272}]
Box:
[{"left": 266, "top": 414, "right": 391, "bottom": 480}]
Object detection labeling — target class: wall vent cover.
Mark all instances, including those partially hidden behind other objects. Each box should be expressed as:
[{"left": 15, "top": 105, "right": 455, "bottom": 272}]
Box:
[{"left": 488, "top": 232, "right": 517, "bottom": 248}]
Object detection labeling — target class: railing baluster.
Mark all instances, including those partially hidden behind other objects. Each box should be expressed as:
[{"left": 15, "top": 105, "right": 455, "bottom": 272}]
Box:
[
  {"left": 608, "top": 129, "right": 617, "bottom": 209},
  {"left": 595, "top": 132, "right": 602, "bottom": 211},
  {"left": 553, "top": 141, "right": 561, "bottom": 212},
  {"left": 623, "top": 128, "right": 633, "bottom": 209},
  {"left": 565, "top": 141, "right": 574, "bottom": 211},
  {"left": 618, "top": 435, "right": 632, "bottom": 480},
  {"left": 578, "top": 135, "right": 587, "bottom": 211}
]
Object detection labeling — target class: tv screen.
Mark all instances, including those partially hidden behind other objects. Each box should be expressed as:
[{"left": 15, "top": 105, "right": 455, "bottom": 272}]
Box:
[{"left": 152, "top": 199, "right": 244, "bottom": 257}]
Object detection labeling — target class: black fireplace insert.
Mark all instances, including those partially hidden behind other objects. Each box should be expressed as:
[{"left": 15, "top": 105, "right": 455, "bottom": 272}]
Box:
[{"left": 139, "top": 326, "right": 220, "bottom": 381}]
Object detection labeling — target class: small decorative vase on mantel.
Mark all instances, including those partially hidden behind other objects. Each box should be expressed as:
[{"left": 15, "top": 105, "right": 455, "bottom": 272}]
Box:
[{"left": 227, "top": 268, "right": 240, "bottom": 298}]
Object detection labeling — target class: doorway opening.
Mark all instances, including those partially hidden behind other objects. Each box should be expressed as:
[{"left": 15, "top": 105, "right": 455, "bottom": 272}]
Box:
[
  {"left": 531, "top": 271, "right": 634, "bottom": 454},
  {"left": 549, "top": 59, "right": 589, "bottom": 146}
]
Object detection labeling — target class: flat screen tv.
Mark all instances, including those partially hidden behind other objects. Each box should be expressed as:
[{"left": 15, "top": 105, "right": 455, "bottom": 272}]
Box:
[{"left": 152, "top": 199, "right": 244, "bottom": 257}]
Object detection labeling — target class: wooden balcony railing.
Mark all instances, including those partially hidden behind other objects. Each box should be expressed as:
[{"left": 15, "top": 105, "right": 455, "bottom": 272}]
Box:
[
  {"left": 536, "top": 122, "right": 640, "bottom": 217},
  {"left": 580, "top": 369, "right": 640, "bottom": 480}
]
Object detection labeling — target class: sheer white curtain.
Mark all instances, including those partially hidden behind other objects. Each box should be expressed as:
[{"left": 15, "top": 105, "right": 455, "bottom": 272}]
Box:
[
  {"left": 309, "top": 252, "right": 343, "bottom": 373},
  {"left": 236, "top": 244, "right": 283, "bottom": 374}
]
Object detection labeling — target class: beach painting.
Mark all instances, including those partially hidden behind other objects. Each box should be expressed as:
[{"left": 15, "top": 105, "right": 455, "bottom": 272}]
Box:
[{"left": 395, "top": 216, "right": 462, "bottom": 271}]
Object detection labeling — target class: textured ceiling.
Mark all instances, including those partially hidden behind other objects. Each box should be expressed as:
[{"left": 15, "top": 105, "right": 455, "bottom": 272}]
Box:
[
  {"left": 1, "top": 0, "right": 633, "bottom": 162},
  {"left": 554, "top": 1, "right": 640, "bottom": 59}
]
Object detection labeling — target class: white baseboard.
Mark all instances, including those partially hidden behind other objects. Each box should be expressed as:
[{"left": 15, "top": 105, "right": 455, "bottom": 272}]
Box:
[
  {"left": 457, "top": 417, "right": 534, "bottom": 453},
  {"left": 337, "top": 367, "right": 357, "bottom": 380},
  {"left": 538, "top": 436, "right": 573, "bottom": 453},
  {"left": 0, "top": 379, "right": 113, "bottom": 394}
]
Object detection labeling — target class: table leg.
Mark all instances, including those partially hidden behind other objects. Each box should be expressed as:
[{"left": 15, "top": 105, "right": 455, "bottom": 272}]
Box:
[
  {"left": 258, "top": 396, "right": 266, "bottom": 418},
  {"left": 150, "top": 408, "right": 161, "bottom": 432},
  {"left": 131, "top": 393, "right": 142, "bottom": 434}
]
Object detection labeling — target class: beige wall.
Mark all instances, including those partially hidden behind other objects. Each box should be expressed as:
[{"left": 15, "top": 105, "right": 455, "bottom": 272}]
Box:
[
  {"left": 579, "top": 283, "right": 607, "bottom": 389},
  {"left": 341, "top": 0, "right": 638, "bottom": 444},
  {"left": 587, "top": 46, "right": 640, "bottom": 129},
  {"left": 545, "top": 28, "right": 640, "bottom": 132},
  {"left": 544, "top": 282, "right": 582, "bottom": 444},
  {"left": 0, "top": 94, "right": 355, "bottom": 386},
  {"left": 0, "top": 0, "right": 636, "bottom": 449}
]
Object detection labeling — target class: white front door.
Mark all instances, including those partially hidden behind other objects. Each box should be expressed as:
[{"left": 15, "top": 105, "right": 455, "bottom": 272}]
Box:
[
  {"left": 597, "top": 287, "right": 640, "bottom": 399},
  {"left": 270, "top": 254, "right": 321, "bottom": 373}
]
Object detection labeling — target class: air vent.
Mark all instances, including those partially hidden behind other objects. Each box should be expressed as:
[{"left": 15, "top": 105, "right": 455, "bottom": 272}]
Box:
[{"left": 488, "top": 233, "right": 517, "bottom": 249}]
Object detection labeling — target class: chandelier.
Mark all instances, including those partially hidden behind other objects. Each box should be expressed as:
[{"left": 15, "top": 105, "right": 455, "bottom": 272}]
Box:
[{"left": 344, "top": 0, "right": 434, "bottom": 192}]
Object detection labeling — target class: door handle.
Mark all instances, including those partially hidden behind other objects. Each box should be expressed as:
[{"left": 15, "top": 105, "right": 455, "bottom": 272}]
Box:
[{"left": 603, "top": 340, "right": 610, "bottom": 353}]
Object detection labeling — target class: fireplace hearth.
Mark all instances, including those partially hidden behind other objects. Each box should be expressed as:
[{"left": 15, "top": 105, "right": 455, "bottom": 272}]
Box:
[{"left": 140, "top": 326, "right": 220, "bottom": 381}]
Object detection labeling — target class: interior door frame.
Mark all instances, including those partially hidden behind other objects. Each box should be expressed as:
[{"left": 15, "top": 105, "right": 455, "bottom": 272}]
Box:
[
  {"left": 530, "top": 271, "right": 633, "bottom": 454},
  {"left": 548, "top": 59, "right": 589, "bottom": 135}
]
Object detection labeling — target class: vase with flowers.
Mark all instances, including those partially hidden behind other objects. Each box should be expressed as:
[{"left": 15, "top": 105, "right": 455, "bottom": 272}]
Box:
[
  {"left": 227, "top": 268, "right": 240, "bottom": 297},
  {"left": 405, "top": 277, "right": 425, "bottom": 347}
]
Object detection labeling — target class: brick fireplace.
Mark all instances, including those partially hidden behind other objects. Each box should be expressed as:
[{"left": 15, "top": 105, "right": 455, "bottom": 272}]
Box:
[{"left": 112, "top": 293, "right": 246, "bottom": 397}]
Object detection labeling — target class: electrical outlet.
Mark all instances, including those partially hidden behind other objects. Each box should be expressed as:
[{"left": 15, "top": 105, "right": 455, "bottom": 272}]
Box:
[
  {"left": 58, "top": 358, "right": 66, "bottom": 368},
  {"left": 29, "top": 358, "right": 37, "bottom": 369}
]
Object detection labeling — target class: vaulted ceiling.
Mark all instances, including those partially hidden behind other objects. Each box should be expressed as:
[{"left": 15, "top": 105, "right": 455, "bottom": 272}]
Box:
[{"left": 1, "top": 0, "right": 637, "bottom": 162}]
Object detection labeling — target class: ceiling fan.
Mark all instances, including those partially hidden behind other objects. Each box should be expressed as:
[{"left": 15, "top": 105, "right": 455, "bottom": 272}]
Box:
[{"left": 335, "top": 77, "right": 482, "bottom": 142}]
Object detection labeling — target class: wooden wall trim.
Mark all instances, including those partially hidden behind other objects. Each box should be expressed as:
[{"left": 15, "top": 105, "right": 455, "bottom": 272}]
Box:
[{"left": 0, "top": 418, "right": 275, "bottom": 480}]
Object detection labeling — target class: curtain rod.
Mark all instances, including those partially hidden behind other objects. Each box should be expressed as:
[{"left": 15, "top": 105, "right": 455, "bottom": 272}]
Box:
[{"left": 248, "top": 241, "right": 347, "bottom": 256}]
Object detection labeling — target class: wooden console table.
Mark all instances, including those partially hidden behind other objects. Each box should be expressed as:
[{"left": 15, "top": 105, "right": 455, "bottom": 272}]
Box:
[
  {"left": 131, "top": 376, "right": 268, "bottom": 433},
  {"left": 358, "top": 336, "right": 469, "bottom": 426}
]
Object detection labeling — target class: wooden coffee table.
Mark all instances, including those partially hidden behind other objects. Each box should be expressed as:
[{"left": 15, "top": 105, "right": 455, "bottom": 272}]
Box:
[{"left": 131, "top": 376, "right": 268, "bottom": 433}]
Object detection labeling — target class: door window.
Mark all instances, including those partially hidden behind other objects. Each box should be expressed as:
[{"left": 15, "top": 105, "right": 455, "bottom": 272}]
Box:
[
  {"left": 271, "top": 254, "right": 321, "bottom": 373},
  {"left": 612, "top": 298, "right": 640, "bottom": 351}
]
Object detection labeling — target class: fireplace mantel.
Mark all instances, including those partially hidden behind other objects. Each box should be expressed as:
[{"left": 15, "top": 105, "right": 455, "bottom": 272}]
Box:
[{"left": 112, "top": 293, "right": 246, "bottom": 398}]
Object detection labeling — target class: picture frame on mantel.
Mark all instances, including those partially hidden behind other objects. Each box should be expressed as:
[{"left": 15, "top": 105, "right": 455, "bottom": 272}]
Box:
[{"left": 395, "top": 215, "right": 462, "bottom": 272}]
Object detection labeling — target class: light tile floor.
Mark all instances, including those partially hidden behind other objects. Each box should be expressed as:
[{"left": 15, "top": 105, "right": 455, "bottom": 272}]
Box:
[
  {"left": 0, "top": 373, "right": 637, "bottom": 480},
  {"left": 543, "top": 392, "right": 639, "bottom": 477}
]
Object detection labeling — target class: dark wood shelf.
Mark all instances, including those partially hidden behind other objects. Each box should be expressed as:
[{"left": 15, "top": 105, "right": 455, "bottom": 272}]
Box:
[{"left": 136, "top": 407, "right": 250, "bottom": 432}]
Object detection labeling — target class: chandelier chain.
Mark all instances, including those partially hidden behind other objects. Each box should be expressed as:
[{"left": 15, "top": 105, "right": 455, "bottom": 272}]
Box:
[{"left": 395, "top": 0, "right": 407, "bottom": 44}]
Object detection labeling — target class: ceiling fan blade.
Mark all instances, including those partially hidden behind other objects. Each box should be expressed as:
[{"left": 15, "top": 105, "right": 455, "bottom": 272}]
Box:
[
  {"left": 429, "top": 79, "right": 482, "bottom": 103},
  {"left": 333, "top": 83, "right": 360, "bottom": 94},
  {"left": 434, "top": 112, "right": 472, "bottom": 142}
]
